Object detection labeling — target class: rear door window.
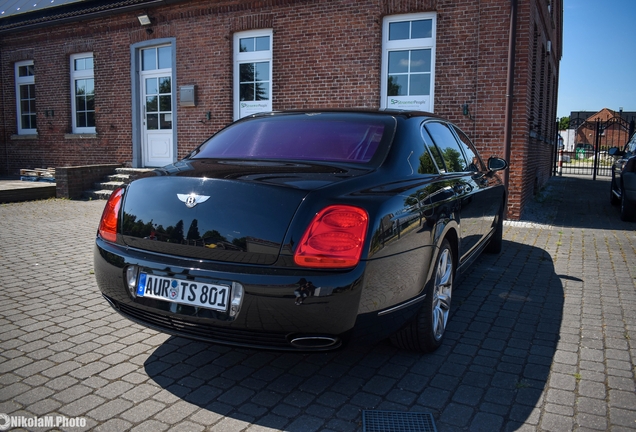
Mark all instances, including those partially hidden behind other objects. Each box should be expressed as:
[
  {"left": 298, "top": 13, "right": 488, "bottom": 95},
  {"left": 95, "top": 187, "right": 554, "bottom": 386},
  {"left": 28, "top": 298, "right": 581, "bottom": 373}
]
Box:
[
  {"left": 423, "top": 121, "right": 469, "bottom": 173},
  {"left": 451, "top": 126, "right": 485, "bottom": 172},
  {"left": 420, "top": 127, "right": 445, "bottom": 172}
]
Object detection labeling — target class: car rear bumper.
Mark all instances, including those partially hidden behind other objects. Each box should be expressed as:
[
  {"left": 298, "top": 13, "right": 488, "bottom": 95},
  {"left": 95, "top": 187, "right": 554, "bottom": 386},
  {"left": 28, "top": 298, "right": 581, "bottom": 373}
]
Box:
[{"left": 95, "top": 238, "right": 366, "bottom": 351}]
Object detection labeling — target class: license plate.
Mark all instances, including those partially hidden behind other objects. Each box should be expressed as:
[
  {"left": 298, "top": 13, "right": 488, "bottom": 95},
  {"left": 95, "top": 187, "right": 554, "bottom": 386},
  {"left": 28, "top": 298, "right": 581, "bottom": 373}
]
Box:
[{"left": 137, "top": 273, "right": 229, "bottom": 312}]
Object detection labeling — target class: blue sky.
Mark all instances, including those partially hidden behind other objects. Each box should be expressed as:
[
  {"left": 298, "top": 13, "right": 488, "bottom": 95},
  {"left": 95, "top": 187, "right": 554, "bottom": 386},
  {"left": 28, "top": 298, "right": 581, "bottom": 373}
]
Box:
[{"left": 557, "top": 0, "right": 636, "bottom": 118}]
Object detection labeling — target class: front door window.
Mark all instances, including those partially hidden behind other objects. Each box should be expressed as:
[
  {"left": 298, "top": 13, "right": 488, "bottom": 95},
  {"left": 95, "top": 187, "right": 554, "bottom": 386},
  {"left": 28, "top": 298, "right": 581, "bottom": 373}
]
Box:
[{"left": 145, "top": 76, "right": 172, "bottom": 131}]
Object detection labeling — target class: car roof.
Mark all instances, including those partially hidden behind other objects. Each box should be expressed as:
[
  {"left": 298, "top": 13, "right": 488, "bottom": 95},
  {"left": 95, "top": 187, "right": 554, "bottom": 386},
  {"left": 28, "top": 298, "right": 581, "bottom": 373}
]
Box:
[{"left": 246, "top": 108, "right": 446, "bottom": 121}]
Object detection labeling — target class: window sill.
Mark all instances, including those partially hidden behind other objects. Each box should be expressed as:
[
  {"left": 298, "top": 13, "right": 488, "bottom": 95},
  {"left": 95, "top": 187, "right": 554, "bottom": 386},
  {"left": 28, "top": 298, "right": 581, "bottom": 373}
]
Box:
[
  {"left": 11, "top": 134, "right": 38, "bottom": 140},
  {"left": 64, "top": 133, "right": 98, "bottom": 139}
]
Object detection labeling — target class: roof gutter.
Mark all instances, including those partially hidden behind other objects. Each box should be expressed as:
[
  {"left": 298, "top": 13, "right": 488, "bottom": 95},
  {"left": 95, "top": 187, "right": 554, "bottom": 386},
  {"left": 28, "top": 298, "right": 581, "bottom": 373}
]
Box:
[
  {"left": 503, "top": 0, "right": 518, "bottom": 216},
  {"left": 0, "top": 0, "right": 177, "bottom": 34}
]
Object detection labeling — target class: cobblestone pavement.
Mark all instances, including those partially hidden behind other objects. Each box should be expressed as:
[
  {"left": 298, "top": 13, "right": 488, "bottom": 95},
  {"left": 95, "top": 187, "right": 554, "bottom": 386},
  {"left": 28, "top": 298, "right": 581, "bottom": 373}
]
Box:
[{"left": 0, "top": 175, "right": 634, "bottom": 432}]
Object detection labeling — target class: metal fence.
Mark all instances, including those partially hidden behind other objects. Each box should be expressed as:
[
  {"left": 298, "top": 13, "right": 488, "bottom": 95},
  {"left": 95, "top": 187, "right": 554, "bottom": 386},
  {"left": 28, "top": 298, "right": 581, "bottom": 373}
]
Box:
[{"left": 556, "top": 117, "right": 635, "bottom": 179}]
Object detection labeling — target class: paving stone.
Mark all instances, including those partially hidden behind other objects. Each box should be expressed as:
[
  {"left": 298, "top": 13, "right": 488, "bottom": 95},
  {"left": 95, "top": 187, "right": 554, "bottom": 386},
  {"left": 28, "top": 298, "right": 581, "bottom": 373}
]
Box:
[
  {"left": 120, "top": 399, "right": 166, "bottom": 423},
  {"left": 609, "top": 407, "right": 636, "bottom": 428},
  {"left": 0, "top": 382, "right": 31, "bottom": 402},
  {"left": 86, "top": 399, "right": 134, "bottom": 421},
  {"left": 579, "top": 380, "right": 608, "bottom": 399},
  {"left": 440, "top": 402, "right": 474, "bottom": 427},
  {"left": 52, "top": 384, "right": 93, "bottom": 404},
  {"left": 548, "top": 372, "right": 577, "bottom": 391},
  {"left": 25, "top": 398, "right": 63, "bottom": 416},
  {"left": 576, "top": 412, "right": 608, "bottom": 430},
  {"left": 285, "top": 415, "right": 325, "bottom": 432},
  {"left": 216, "top": 386, "right": 255, "bottom": 406},
  {"left": 130, "top": 419, "right": 169, "bottom": 432},
  {"left": 152, "top": 400, "right": 199, "bottom": 424},
  {"left": 271, "top": 403, "right": 301, "bottom": 419},
  {"left": 470, "top": 412, "right": 505, "bottom": 432},
  {"left": 94, "top": 381, "right": 134, "bottom": 400},
  {"left": 385, "top": 388, "right": 417, "bottom": 406},
  {"left": 540, "top": 412, "right": 574, "bottom": 432},
  {"left": 0, "top": 176, "right": 634, "bottom": 431},
  {"left": 546, "top": 388, "right": 576, "bottom": 406},
  {"left": 58, "top": 394, "right": 106, "bottom": 417},
  {"left": 609, "top": 389, "right": 636, "bottom": 410}
]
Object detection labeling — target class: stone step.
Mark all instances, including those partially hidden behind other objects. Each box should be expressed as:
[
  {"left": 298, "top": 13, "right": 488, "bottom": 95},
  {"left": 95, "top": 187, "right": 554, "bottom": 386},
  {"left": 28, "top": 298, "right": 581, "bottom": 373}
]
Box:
[
  {"left": 115, "top": 167, "right": 154, "bottom": 176},
  {"left": 93, "top": 180, "right": 125, "bottom": 191},
  {"left": 84, "top": 189, "right": 116, "bottom": 201},
  {"left": 84, "top": 167, "right": 155, "bottom": 200},
  {"left": 106, "top": 174, "right": 131, "bottom": 183}
]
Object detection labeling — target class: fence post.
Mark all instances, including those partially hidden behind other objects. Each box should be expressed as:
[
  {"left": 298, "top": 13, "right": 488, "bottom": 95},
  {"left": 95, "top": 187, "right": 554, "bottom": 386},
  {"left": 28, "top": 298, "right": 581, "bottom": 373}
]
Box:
[{"left": 593, "top": 119, "right": 600, "bottom": 181}]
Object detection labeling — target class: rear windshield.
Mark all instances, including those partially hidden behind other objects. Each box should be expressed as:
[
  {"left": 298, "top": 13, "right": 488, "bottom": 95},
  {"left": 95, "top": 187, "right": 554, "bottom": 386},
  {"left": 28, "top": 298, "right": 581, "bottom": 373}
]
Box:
[{"left": 191, "top": 113, "right": 394, "bottom": 164}]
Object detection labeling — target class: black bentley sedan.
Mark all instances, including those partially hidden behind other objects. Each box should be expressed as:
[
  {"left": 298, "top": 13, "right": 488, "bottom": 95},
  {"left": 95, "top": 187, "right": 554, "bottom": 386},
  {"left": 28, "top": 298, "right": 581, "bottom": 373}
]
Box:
[{"left": 95, "top": 110, "right": 507, "bottom": 352}]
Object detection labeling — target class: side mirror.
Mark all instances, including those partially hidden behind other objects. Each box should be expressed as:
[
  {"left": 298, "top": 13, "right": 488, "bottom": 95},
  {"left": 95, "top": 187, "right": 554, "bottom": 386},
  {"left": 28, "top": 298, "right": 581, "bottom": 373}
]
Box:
[
  {"left": 487, "top": 157, "right": 508, "bottom": 172},
  {"left": 608, "top": 147, "right": 623, "bottom": 157}
]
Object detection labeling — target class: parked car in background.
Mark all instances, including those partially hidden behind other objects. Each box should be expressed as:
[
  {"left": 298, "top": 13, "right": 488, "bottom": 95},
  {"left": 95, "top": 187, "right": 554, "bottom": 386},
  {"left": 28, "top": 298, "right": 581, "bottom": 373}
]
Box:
[
  {"left": 609, "top": 131, "right": 636, "bottom": 221},
  {"left": 94, "top": 110, "right": 508, "bottom": 353}
]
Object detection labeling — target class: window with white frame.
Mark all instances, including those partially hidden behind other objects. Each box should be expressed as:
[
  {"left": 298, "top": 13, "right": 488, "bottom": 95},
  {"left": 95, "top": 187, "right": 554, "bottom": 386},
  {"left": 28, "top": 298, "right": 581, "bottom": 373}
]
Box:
[
  {"left": 15, "top": 60, "right": 36, "bottom": 134},
  {"left": 71, "top": 53, "right": 95, "bottom": 133},
  {"left": 381, "top": 13, "right": 436, "bottom": 112},
  {"left": 234, "top": 30, "right": 273, "bottom": 120}
]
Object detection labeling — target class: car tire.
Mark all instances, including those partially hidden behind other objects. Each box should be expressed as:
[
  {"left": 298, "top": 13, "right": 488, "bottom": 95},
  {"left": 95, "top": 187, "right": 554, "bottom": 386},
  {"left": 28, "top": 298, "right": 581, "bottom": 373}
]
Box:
[
  {"left": 390, "top": 239, "right": 454, "bottom": 353},
  {"left": 485, "top": 209, "right": 503, "bottom": 254},
  {"left": 620, "top": 189, "right": 636, "bottom": 221}
]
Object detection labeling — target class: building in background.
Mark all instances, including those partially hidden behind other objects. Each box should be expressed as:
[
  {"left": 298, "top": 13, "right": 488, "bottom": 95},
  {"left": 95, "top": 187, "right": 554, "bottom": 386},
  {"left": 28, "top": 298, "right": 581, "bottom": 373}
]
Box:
[
  {"left": 570, "top": 109, "right": 636, "bottom": 150},
  {"left": 0, "top": 0, "right": 562, "bottom": 219}
]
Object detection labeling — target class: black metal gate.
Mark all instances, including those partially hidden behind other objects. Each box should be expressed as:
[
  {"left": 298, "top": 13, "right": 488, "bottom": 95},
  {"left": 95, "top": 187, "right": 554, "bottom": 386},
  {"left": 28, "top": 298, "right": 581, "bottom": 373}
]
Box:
[{"left": 555, "top": 116, "right": 635, "bottom": 179}]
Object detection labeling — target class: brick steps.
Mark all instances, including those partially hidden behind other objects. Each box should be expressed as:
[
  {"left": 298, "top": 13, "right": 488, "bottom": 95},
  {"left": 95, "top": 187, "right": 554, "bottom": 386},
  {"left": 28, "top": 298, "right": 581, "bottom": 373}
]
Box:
[{"left": 84, "top": 168, "right": 154, "bottom": 200}]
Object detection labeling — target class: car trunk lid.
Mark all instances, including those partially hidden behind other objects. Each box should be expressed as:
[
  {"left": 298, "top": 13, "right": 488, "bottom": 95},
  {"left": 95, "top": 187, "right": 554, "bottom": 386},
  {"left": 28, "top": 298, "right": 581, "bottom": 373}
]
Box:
[{"left": 119, "top": 159, "right": 368, "bottom": 265}]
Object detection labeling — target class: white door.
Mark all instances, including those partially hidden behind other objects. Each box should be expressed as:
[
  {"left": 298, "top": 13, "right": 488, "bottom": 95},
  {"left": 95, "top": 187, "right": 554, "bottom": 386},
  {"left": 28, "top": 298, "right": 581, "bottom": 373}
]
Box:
[{"left": 140, "top": 46, "right": 173, "bottom": 167}]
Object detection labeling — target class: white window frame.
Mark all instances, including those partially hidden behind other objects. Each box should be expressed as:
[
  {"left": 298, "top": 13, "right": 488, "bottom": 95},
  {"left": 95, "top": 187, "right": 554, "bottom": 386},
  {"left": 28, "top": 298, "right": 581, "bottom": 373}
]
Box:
[
  {"left": 381, "top": 13, "right": 437, "bottom": 112},
  {"left": 233, "top": 29, "right": 273, "bottom": 120},
  {"left": 70, "top": 53, "right": 96, "bottom": 134},
  {"left": 15, "top": 60, "right": 37, "bottom": 135}
]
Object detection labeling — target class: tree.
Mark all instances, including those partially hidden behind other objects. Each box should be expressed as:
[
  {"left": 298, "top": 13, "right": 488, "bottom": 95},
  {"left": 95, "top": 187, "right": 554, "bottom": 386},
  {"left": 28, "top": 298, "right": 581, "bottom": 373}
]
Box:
[
  {"left": 168, "top": 220, "right": 184, "bottom": 243},
  {"left": 418, "top": 152, "right": 437, "bottom": 175},
  {"left": 186, "top": 219, "right": 200, "bottom": 240},
  {"left": 442, "top": 148, "right": 463, "bottom": 172},
  {"left": 558, "top": 116, "right": 570, "bottom": 131}
]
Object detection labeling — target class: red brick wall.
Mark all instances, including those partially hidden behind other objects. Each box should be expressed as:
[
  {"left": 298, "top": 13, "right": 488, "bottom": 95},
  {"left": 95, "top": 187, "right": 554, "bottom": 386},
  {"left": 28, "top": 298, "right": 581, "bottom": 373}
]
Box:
[
  {"left": 55, "top": 163, "right": 122, "bottom": 199},
  {"left": 507, "top": 0, "right": 561, "bottom": 219},
  {"left": 0, "top": 0, "right": 562, "bottom": 219},
  {"left": 576, "top": 122, "right": 632, "bottom": 150}
]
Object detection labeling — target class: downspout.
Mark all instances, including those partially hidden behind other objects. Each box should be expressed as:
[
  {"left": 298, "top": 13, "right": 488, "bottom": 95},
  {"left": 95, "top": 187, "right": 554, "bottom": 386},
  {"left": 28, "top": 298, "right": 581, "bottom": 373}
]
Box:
[
  {"left": 0, "top": 45, "right": 8, "bottom": 176},
  {"left": 503, "top": 0, "right": 518, "bottom": 217}
]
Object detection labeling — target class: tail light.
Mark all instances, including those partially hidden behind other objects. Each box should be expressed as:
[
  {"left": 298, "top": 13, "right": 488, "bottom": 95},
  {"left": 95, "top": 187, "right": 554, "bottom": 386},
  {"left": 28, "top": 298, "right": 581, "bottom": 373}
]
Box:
[
  {"left": 98, "top": 188, "right": 124, "bottom": 243},
  {"left": 294, "top": 205, "right": 368, "bottom": 268}
]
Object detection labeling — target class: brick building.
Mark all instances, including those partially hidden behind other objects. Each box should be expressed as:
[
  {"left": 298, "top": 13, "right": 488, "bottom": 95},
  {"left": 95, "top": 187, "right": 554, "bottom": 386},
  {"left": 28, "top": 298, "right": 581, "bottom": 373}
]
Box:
[
  {"left": 571, "top": 109, "right": 636, "bottom": 151},
  {"left": 0, "top": 0, "right": 562, "bottom": 219}
]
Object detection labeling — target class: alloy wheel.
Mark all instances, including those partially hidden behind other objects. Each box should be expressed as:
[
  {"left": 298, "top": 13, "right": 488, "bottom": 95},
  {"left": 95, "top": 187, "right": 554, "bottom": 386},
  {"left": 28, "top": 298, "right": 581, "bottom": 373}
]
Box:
[{"left": 432, "top": 247, "right": 453, "bottom": 340}]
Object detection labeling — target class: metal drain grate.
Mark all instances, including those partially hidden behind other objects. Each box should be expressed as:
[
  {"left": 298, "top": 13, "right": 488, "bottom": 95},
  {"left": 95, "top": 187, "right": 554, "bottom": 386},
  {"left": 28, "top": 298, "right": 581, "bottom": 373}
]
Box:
[{"left": 362, "top": 410, "right": 437, "bottom": 432}]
